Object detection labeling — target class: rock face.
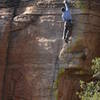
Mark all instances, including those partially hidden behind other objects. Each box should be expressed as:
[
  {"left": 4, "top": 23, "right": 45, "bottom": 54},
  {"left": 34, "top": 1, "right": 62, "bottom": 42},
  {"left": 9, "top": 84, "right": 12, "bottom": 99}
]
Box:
[
  {"left": 0, "top": 0, "right": 100, "bottom": 100},
  {"left": 58, "top": 67, "right": 92, "bottom": 100},
  {"left": 0, "top": 0, "right": 63, "bottom": 100},
  {"left": 58, "top": 0, "right": 100, "bottom": 100}
]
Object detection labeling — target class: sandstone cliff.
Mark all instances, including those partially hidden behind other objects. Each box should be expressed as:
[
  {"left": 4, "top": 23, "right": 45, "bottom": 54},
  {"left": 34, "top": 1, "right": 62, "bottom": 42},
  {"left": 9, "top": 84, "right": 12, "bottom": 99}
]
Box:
[
  {"left": 58, "top": 0, "right": 100, "bottom": 100},
  {"left": 0, "top": 0, "right": 63, "bottom": 100},
  {"left": 0, "top": 0, "right": 100, "bottom": 100}
]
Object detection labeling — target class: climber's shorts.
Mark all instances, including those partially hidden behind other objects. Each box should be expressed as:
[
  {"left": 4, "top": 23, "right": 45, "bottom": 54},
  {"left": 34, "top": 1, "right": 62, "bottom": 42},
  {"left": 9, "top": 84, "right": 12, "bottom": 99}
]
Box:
[{"left": 64, "top": 20, "right": 72, "bottom": 28}]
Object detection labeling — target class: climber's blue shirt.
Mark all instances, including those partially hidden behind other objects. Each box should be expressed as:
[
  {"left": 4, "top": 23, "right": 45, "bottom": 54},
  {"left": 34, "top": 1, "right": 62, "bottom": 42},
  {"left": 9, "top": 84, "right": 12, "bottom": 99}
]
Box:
[{"left": 62, "top": 4, "right": 72, "bottom": 22}]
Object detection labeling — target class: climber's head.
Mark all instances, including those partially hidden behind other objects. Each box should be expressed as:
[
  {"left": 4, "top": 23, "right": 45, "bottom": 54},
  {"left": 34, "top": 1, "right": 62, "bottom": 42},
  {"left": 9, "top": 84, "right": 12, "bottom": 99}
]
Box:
[{"left": 61, "top": 7, "right": 66, "bottom": 12}]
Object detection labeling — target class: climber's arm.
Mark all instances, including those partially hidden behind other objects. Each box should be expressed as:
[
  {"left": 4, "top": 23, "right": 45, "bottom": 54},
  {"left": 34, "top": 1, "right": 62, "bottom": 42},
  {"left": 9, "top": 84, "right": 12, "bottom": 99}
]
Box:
[
  {"left": 65, "top": 3, "right": 69, "bottom": 11},
  {"left": 64, "top": 1, "right": 72, "bottom": 21},
  {"left": 63, "top": 0, "right": 69, "bottom": 11},
  {"left": 62, "top": 14, "right": 66, "bottom": 22}
]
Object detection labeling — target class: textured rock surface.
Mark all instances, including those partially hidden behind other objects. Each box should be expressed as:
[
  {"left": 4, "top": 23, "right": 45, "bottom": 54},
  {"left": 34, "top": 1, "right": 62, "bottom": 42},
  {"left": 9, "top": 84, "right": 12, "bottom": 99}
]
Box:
[
  {"left": 58, "top": 67, "right": 92, "bottom": 100},
  {"left": 0, "top": 0, "right": 100, "bottom": 100},
  {"left": 0, "top": 0, "right": 63, "bottom": 100},
  {"left": 58, "top": 0, "right": 100, "bottom": 100}
]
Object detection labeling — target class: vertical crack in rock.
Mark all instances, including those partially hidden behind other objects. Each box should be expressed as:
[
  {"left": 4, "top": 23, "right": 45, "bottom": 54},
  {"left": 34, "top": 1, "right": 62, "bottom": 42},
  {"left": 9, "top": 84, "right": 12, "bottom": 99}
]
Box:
[
  {"left": 1, "top": 1, "right": 21, "bottom": 100},
  {"left": 0, "top": 0, "right": 63, "bottom": 100}
]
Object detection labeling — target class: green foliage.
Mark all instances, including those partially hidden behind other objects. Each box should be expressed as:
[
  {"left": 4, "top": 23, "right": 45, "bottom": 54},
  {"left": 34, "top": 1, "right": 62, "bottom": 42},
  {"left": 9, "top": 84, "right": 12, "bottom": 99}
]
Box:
[
  {"left": 77, "top": 58, "right": 100, "bottom": 100},
  {"left": 92, "top": 58, "right": 100, "bottom": 74},
  {"left": 78, "top": 81, "right": 100, "bottom": 100}
]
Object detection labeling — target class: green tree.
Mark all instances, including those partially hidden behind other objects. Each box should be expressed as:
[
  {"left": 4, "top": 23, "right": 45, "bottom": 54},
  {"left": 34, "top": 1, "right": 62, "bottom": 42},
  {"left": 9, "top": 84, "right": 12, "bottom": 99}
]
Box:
[{"left": 77, "top": 58, "right": 100, "bottom": 100}]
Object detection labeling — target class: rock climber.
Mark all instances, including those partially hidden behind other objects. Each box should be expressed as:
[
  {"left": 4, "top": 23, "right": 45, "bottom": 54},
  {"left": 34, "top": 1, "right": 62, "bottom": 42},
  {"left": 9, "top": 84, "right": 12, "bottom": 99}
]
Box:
[{"left": 61, "top": 0, "right": 73, "bottom": 43}]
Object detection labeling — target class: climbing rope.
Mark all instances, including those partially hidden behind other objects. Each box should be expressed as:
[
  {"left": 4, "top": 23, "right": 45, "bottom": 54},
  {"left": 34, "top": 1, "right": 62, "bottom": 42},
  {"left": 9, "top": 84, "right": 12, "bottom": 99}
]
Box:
[{"left": 1, "top": 0, "right": 21, "bottom": 100}]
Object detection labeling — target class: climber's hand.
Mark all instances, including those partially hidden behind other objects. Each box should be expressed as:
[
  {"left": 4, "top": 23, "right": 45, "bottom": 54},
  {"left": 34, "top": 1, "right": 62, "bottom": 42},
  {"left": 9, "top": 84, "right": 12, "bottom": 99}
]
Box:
[
  {"left": 63, "top": 0, "right": 66, "bottom": 3},
  {"left": 63, "top": 0, "right": 68, "bottom": 4}
]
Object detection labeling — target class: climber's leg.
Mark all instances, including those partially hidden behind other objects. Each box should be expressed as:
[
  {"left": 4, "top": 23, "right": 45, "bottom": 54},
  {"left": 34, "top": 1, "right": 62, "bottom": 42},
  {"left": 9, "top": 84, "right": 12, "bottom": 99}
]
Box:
[
  {"left": 63, "top": 22, "right": 68, "bottom": 40},
  {"left": 65, "top": 21, "right": 73, "bottom": 43},
  {"left": 65, "top": 31, "right": 69, "bottom": 43},
  {"left": 66, "top": 27, "right": 72, "bottom": 40}
]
